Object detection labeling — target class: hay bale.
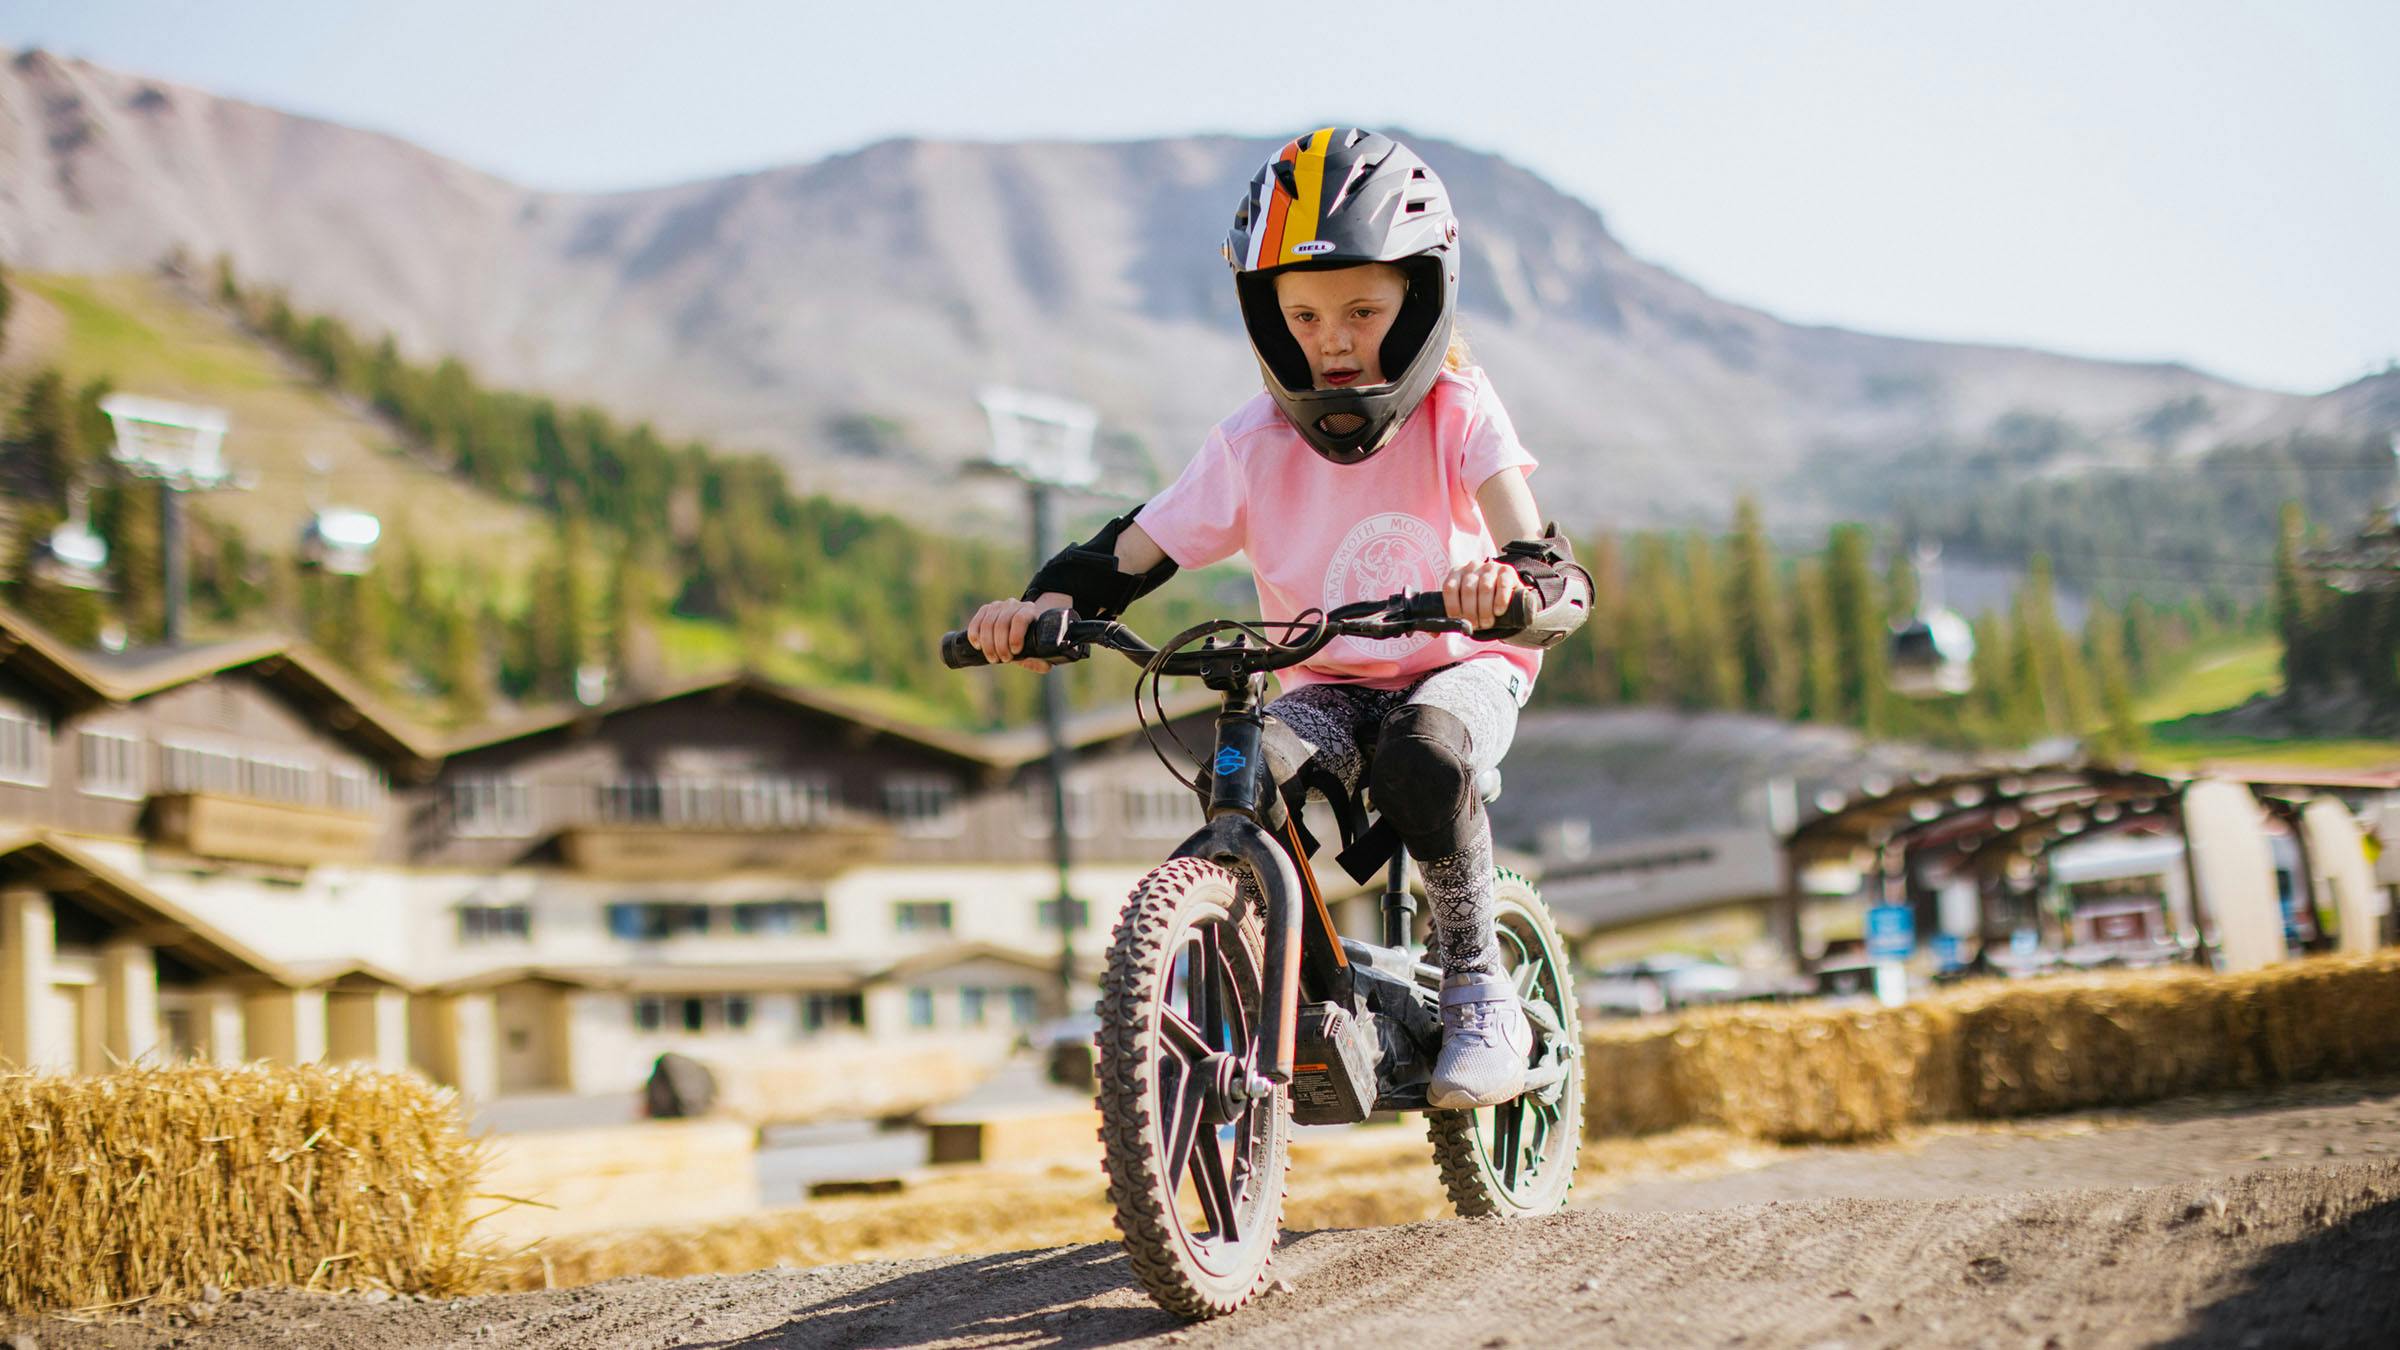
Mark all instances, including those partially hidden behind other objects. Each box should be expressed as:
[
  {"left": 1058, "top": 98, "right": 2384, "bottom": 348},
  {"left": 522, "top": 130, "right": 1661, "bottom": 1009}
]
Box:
[
  {"left": 0, "top": 1063, "right": 489, "bottom": 1312},
  {"left": 1581, "top": 952, "right": 2400, "bottom": 1145}
]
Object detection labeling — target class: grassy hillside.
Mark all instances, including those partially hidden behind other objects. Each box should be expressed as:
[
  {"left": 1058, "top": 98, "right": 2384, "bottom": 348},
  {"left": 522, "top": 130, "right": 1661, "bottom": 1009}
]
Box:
[
  {"left": 2128, "top": 637, "right": 2399, "bottom": 773},
  {"left": 3, "top": 271, "right": 550, "bottom": 586}
]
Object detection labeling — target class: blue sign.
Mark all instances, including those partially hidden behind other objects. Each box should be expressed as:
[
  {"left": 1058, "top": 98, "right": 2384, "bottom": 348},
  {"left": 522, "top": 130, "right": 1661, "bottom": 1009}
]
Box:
[
  {"left": 1865, "top": 904, "right": 1916, "bottom": 960},
  {"left": 1931, "top": 934, "right": 1965, "bottom": 971}
]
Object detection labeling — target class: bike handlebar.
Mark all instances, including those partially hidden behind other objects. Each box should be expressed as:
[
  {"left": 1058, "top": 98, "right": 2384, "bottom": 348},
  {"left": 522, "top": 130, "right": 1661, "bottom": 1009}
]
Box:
[{"left": 939, "top": 588, "right": 1529, "bottom": 677}]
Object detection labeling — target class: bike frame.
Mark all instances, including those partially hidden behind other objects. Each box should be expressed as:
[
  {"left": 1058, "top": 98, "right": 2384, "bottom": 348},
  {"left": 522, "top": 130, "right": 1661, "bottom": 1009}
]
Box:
[{"left": 1163, "top": 670, "right": 1357, "bottom": 1086}]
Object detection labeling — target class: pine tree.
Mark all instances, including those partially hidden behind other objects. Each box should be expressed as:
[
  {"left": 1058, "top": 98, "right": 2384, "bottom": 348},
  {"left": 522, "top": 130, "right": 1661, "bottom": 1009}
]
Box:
[
  {"left": 1823, "top": 525, "right": 1887, "bottom": 733},
  {"left": 438, "top": 590, "right": 489, "bottom": 724},
  {"left": 605, "top": 541, "right": 662, "bottom": 695},
  {"left": 2083, "top": 600, "right": 2145, "bottom": 761},
  {"left": 1682, "top": 532, "right": 1741, "bottom": 709},
  {"left": 10, "top": 370, "right": 83, "bottom": 507},
  {"left": 2272, "top": 501, "right": 2323, "bottom": 693},
  {"left": 1792, "top": 560, "right": 1842, "bottom": 723},
  {"left": 1727, "top": 496, "right": 1790, "bottom": 715}
]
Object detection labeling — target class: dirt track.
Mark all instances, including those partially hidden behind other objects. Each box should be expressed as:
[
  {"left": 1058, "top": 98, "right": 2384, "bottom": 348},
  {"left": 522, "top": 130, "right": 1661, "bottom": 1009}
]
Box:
[{"left": 17, "top": 1084, "right": 2400, "bottom": 1349}]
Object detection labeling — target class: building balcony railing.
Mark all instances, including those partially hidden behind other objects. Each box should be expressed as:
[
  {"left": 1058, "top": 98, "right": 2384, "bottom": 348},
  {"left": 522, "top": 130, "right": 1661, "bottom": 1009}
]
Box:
[
  {"left": 555, "top": 820, "right": 892, "bottom": 880},
  {"left": 145, "top": 792, "right": 381, "bottom": 867}
]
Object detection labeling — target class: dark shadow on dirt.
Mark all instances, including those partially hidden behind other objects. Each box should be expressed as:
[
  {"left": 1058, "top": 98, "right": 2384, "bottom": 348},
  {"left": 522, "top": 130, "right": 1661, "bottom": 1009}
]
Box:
[
  {"left": 2157, "top": 1194, "right": 2400, "bottom": 1349},
  {"left": 694, "top": 1242, "right": 1184, "bottom": 1348}
]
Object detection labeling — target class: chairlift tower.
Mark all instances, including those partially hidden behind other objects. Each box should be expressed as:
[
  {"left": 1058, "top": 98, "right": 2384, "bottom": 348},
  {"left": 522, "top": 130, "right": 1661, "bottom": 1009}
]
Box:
[
  {"left": 99, "top": 394, "right": 242, "bottom": 644},
  {"left": 2300, "top": 432, "right": 2400, "bottom": 594},
  {"left": 977, "top": 386, "right": 1101, "bottom": 1011}
]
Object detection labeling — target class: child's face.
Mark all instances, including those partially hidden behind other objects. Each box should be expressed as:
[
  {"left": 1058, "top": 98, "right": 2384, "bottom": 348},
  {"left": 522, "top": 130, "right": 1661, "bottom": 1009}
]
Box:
[{"left": 1273, "top": 264, "right": 1406, "bottom": 389}]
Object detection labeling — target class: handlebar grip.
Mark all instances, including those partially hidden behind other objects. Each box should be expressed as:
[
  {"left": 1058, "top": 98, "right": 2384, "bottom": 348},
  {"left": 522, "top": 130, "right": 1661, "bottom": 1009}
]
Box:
[
  {"left": 1402, "top": 590, "right": 1451, "bottom": 621},
  {"left": 1495, "top": 588, "right": 1533, "bottom": 631},
  {"left": 939, "top": 608, "right": 1081, "bottom": 670}
]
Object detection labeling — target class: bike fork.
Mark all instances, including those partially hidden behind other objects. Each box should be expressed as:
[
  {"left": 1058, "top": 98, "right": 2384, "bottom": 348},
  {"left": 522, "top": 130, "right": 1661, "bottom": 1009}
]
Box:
[{"left": 1381, "top": 849, "right": 1416, "bottom": 951}]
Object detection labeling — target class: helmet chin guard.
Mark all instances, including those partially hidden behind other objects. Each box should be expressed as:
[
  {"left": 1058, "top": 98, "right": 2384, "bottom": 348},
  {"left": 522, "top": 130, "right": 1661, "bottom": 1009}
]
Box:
[{"left": 1224, "top": 129, "right": 1460, "bottom": 465}]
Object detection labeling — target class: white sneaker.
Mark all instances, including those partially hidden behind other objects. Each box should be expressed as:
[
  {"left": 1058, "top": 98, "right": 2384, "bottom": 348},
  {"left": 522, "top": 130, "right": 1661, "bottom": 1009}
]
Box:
[{"left": 1428, "top": 972, "right": 1533, "bottom": 1109}]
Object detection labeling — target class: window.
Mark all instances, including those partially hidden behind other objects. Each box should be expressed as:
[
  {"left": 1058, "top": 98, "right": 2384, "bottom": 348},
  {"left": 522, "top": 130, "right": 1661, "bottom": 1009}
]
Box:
[
  {"left": 0, "top": 709, "right": 49, "bottom": 788},
  {"left": 1123, "top": 782, "right": 1197, "bottom": 838},
  {"left": 1009, "top": 985, "right": 1040, "bottom": 1027},
  {"left": 960, "top": 986, "right": 987, "bottom": 1027},
  {"left": 451, "top": 777, "right": 534, "bottom": 838},
  {"left": 894, "top": 900, "right": 953, "bottom": 934},
  {"left": 607, "top": 901, "right": 711, "bottom": 941},
  {"left": 884, "top": 776, "right": 961, "bottom": 837},
  {"left": 457, "top": 903, "right": 532, "bottom": 944},
  {"left": 630, "top": 995, "right": 765, "bottom": 1036},
  {"left": 77, "top": 728, "right": 144, "bottom": 799},
  {"left": 730, "top": 899, "right": 829, "bottom": 935},
  {"left": 1038, "top": 896, "right": 1091, "bottom": 931},
  {"left": 802, "top": 992, "right": 865, "bottom": 1034},
  {"left": 328, "top": 765, "right": 382, "bottom": 813},
  {"left": 907, "top": 986, "right": 936, "bottom": 1029},
  {"left": 1019, "top": 780, "right": 1097, "bottom": 839}
]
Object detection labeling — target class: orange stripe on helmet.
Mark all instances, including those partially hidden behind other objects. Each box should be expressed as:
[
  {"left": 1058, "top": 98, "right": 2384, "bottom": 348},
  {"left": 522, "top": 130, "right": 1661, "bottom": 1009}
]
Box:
[
  {"left": 1275, "top": 128, "right": 1335, "bottom": 265},
  {"left": 1255, "top": 139, "right": 1299, "bottom": 270}
]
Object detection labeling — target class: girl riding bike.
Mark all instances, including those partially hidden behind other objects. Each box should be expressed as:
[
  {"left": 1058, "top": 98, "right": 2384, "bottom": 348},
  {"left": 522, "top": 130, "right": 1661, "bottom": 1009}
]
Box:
[{"left": 967, "top": 126, "right": 1588, "bottom": 1110}]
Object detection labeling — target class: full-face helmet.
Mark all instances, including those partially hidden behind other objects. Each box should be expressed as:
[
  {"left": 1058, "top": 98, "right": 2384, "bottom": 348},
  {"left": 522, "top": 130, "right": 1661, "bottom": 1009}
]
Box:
[{"left": 1224, "top": 127, "right": 1459, "bottom": 465}]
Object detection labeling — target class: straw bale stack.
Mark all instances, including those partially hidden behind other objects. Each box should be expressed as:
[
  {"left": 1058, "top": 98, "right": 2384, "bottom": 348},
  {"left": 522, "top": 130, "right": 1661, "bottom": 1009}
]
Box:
[
  {"left": 1582, "top": 952, "right": 2400, "bottom": 1144},
  {"left": 1, "top": 1063, "right": 490, "bottom": 1312}
]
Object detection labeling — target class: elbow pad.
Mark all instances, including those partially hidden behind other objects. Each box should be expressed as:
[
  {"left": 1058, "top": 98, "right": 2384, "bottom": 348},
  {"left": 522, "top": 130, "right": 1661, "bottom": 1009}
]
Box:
[
  {"left": 1022, "top": 507, "right": 1180, "bottom": 620},
  {"left": 1478, "top": 523, "right": 1594, "bottom": 650}
]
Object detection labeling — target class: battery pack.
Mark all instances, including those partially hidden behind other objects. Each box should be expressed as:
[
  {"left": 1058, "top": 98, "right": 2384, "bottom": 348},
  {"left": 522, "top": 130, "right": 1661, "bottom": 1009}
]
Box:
[{"left": 1288, "top": 1000, "right": 1379, "bottom": 1125}]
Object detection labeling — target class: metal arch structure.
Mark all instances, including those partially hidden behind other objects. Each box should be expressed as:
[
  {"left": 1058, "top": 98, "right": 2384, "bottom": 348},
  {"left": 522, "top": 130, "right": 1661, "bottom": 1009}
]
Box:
[
  {"left": 1785, "top": 763, "right": 2186, "bottom": 862},
  {"left": 1776, "top": 760, "right": 2397, "bottom": 972}
]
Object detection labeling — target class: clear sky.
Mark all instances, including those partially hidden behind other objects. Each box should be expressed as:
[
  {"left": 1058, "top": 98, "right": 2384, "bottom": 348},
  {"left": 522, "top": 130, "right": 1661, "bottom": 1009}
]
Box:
[{"left": 8, "top": 0, "right": 2394, "bottom": 395}]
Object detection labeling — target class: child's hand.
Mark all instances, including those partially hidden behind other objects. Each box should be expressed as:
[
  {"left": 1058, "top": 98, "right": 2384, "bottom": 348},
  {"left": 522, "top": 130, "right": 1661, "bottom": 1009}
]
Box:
[
  {"left": 1441, "top": 559, "right": 1523, "bottom": 632},
  {"left": 966, "top": 594, "right": 1072, "bottom": 672}
]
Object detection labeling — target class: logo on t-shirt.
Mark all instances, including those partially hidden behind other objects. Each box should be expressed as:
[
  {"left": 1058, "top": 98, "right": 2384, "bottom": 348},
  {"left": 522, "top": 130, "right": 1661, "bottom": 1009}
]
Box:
[{"left": 1324, "top": 512, "right": 1447, "bottom": 659}]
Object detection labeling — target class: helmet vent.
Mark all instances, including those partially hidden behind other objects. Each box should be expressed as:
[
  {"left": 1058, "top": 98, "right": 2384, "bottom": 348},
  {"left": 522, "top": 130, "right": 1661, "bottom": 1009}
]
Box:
[
  {"left": 1406, "top": 199, "right": 1432, "bottom": 214},
  {"left": 1316, "top": 412, "right": 1368, "bottom": 437},
  {"left": 1410, "top": 167, "right": 1428, "bottom": 179}
]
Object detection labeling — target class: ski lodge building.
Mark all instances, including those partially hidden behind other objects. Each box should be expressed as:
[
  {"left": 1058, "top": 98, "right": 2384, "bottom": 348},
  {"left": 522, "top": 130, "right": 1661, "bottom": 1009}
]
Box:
[{"left": 0, "top": 606, "right": 1208, "bottom": 1098}]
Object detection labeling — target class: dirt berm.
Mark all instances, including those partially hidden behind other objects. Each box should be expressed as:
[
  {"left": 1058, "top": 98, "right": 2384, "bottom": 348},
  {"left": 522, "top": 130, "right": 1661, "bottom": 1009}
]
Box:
[{"left": 12, "top": 1164, "right": 2389, "bottom": 1348}]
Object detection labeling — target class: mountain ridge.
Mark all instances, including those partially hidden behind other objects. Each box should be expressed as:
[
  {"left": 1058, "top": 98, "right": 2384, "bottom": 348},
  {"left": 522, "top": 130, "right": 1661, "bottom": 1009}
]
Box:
[{"left": 0, "top": 47, "right": 2370, "bottom": 531}]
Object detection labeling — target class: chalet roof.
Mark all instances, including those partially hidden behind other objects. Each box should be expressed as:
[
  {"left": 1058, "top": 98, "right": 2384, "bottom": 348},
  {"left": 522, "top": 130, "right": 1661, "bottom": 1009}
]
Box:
[
  {"left": 0, "top": 604, "right": 442, "bottom": 773},
  {"left": 0, "top": 830, "right": 287, "bottom": 982},
  {"left": 438, "top": 670, "right": 1219, "bottom": 771},
  {"left": 873, "top": 939, "right": 1070, "bottom": 983}
]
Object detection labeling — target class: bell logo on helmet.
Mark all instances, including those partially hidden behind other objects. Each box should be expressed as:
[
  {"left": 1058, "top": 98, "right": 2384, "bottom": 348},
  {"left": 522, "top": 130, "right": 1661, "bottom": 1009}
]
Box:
[{"left": 1291, "top": 240, "right": 1336, "bottom": 256}]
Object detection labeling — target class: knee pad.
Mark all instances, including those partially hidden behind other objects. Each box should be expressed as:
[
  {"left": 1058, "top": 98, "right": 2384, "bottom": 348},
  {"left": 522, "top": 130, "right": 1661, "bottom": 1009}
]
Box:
[{"left": 1371, "top": 704, "right": 1478, "bottom": 860}]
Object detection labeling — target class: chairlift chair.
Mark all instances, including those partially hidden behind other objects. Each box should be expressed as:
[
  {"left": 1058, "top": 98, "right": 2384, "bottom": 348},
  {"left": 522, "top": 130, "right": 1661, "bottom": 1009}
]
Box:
[
  {"left": 299, "top": 507, "right": 382, "bottom": 576},
  {"left": 1888, "top": 541, "right": 1976, "bottom": 698},
  {"left": 32, "top": 516, "right": 111, "bottom": 591}
]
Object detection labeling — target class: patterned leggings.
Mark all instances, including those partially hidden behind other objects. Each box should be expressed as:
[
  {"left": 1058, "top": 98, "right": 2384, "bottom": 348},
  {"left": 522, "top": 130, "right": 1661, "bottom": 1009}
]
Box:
[{"left": 1264, "top": 661, "right": 1521, "bottom": 977}]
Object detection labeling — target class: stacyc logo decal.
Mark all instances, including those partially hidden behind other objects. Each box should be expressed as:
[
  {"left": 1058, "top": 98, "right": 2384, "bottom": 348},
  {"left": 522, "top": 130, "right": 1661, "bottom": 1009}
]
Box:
[{"left": 1214, "top": 746, "right": 1248, "bottom": 776}]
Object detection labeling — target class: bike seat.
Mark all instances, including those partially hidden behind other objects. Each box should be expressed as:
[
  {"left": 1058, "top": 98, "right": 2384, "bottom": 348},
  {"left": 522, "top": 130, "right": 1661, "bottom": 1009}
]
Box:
[{"left": 1476, "top": 768, "right": 1503, "bottom": 804}]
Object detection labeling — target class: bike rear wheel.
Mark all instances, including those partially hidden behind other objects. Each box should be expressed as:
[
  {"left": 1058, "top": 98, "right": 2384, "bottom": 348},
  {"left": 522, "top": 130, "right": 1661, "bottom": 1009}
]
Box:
[
  {"left": 1098, "top": 856, "right": 1290, "bottom": 1318},
  {"left": 1427, "top": 869, "right": 1584, "bottom": 1217}
]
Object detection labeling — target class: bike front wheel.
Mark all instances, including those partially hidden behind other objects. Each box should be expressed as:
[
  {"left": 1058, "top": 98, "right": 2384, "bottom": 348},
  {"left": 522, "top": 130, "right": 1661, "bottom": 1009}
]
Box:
[
  {"left": 1097, "top": 856, "right": 1290, "bottom": 1318},
  {"left": 1427, "top": 869, "right": 1584, "bottom": 1217}
]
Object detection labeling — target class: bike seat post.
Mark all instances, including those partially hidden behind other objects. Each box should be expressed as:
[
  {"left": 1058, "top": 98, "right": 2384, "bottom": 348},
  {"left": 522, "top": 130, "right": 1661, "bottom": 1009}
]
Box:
[{"left": 1380, "top": 848, "right": 1416, "bottom": 951}]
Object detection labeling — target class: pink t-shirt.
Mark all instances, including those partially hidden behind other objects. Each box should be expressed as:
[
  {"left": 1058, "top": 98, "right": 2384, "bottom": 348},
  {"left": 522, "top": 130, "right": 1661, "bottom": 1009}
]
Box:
[{"left": 1137, "top": 367, "right": 1542, "bottom": 702}]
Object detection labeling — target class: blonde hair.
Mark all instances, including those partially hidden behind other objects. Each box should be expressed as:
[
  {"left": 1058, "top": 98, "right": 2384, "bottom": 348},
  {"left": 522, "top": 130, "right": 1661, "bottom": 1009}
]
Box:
[{"left": 1442, "top": 325, "right": 1473, "bottom": 372}]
